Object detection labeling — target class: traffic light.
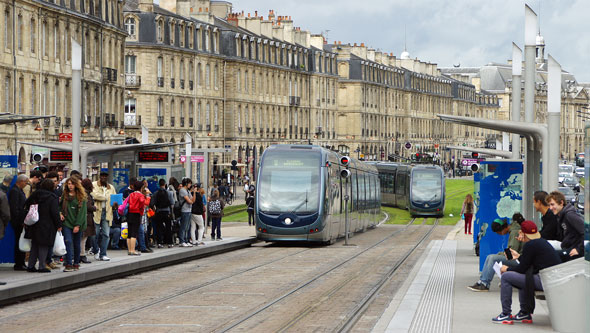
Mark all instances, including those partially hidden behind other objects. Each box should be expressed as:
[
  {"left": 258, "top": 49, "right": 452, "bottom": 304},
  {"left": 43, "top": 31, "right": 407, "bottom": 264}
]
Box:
[
  {"left": 472, "top": 152, "right": 479, "bottom": 158},
  {"left": 340, "top": 156, "right": 351, "bottom": 178},
  {"left": 415, "top": 152, "right": 421, "bottom": 160}
]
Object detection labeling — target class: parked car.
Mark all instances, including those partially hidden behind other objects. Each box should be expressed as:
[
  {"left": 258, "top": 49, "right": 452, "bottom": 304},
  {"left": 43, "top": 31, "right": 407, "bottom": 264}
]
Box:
[
  {"left": 575, "top": 193, "right": 584, "bottom": 215},
  {"left": 558, "top": 172, "right": 570, "bottom": 183},
  {"left": 575, "top": 167, "right": 584, "bottom": 178},
  {"left": 558, "top": 186, "right": 576, "bottom": 204},
  {"left": 561, "top": 177, "right": 580, "bottom": 192}
]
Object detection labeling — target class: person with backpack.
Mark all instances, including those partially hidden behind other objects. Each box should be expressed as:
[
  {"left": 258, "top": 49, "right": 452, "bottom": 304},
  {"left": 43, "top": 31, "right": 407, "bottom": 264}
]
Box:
[
  {"left": 178, "top": 178, "right": 196, "bottom": 247},
  {"left": 246, "top": 191, "right": 255, "bottom": 226},
  {"left": 152, "top": 179, "right": 174, "bottom": 248},
  {"left": 208, "top": 189, "right": 225, "bottom": 240},
  {"left": 190, "top": 186, "right": 205, "bottom": 245}
]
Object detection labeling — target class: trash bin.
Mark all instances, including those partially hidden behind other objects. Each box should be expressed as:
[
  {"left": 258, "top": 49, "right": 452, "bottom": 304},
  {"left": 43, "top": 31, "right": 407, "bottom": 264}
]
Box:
[{"left": 539, "top": 258, "right": 590, "bottom": 333}]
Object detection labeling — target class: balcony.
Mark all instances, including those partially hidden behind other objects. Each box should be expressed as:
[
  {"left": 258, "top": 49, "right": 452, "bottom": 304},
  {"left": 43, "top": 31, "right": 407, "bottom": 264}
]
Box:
[
  {"left": 246, "top": 127, "right": 250, "bottom": 134},
  {"left": 157, "top": 77, "right": 164, "bottom": 87},
  {"left": 189, "top": 118, "right": 193, "bottom": 127},
  {"left": 43, "top": 118, "right": 51, "bottom": 126},
  {"left": 215, "top": 125, "right": 219, "bottom": 132},
  {"left": 189, "top": 80, "right": 194, "bottom": 90},
  {"left": 180, "top": 79, "right": 185, "bottom": 89},
  {"left": 102, "top": 67, "right": 118, "bottom": 82},
  {"left": 170, "top": 78, "right": 175, "bottom": 89},
  {"left": 85, "top": 117, "right": 91, "bottom": 127},
  {"left": 95, "top": 116, "right": 101, "bottom": 128},
  {"left": 238, "top": 127, "right": 243, "bottom": 133},
  {"left": 157, "top": 116, "right": 164, "bottom": 127},
  {"left": 206, "top": 124, "right": 211, "bottom": 131},
  {"left": 198, "top": 124, "right": 202, "bottom": 131},
  {"left": 170, "top": 116, "right": 175, "bottom": 127},
  {"left": 54, "top": 117, "right": 61, "bottom": 127},
  {"left": 289, "top": 96, "right": 300, "bottom": 106},
  {"left": 180, "top": 118, "right": 185, "bottom": 127},
  {"left": 125, "top": 74, "right": 141, "bottom": 87},
  {"left": 65, "top": 117, "right": 71, "bottom": 127}
]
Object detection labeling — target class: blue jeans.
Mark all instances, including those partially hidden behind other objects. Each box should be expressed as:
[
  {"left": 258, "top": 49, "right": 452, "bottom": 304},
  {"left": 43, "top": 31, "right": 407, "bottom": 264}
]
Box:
[
  {"left": 211, "top": 216, "right": 222, "bottom": 239},
  {"left": 480, "top": 254, "right": 518, "bottom": 287},
  {"left": 94, "top": 218, "right": 111, "bottom": 257},
  {"left": 63, "top": 227, "right": 81, "bottom": 266},
  {"left": 109, "top": 227, "right": 121, "bottom": 249},
  {"left": 179, "top": 212, "right": 192, "bottom": 244},
  {"left": 500, "top": 271, "right": 543, "bottom": 314},
  {"left": 138, "top": 223, "right": 147, "bottom": 251}
]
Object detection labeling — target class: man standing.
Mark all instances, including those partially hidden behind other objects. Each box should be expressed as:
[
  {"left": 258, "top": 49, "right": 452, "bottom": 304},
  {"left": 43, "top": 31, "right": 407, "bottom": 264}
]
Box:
[
  {"left": 0, "top": 175, "right": 12, "bottom": 194},
  {"left": 533, "top": 191, "right": 561, "bottom": 241},
  {"left": 152, "top": 179, "right": 173, "bottom": 248},
  {"left": 9, "top": 175, "right": 28, "bottom": 270},
  {"left": 493, "top": 221, "right": 561, "bottom": 324},
  {"left": 546, "top": 191, "right": 585, "bottom": 261},
  {"left": 23, "top": 170, "right": 43, "bottom": 198},
  {"left": 91, "top": 172, "right": 117, "bottom": 261},
  {"left": 178, "top": 178, "right": 195, "bottom": 247},
  {"left": 0, "top": 187, "right": 11, "bottom": 284}
]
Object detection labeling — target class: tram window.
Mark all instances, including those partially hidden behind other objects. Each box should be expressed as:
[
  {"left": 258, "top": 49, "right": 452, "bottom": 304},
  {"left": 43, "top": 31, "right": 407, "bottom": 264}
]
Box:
[
  {"left": 396, "top": 173, "right": 405, "bottom": 195},
  {"left": 411, "top": 170, "right": 443, "bottom": 202}
]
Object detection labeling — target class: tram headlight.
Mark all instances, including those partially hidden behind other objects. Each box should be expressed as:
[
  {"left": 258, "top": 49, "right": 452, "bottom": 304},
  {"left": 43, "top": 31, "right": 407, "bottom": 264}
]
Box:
[
  {"left": 340, "top": 169, "right": 351, "bottom": 178},
  {"left": 284, "top": 217, "right": 293, "bottom": 225},
  {"left": 470, "top": 163, "right": 480, "bottom": 172}
]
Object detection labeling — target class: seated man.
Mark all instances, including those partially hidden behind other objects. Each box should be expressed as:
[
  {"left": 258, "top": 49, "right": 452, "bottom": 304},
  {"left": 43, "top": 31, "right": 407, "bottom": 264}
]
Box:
[
  {"left": 468, "top": 214, "right": 524, "bottom": 292},
  {"left": 493, "top": 221, "right": 561, "bottom": 324},
  {"left": 546, "top": 191, "right": 584, "bottom": 261}
]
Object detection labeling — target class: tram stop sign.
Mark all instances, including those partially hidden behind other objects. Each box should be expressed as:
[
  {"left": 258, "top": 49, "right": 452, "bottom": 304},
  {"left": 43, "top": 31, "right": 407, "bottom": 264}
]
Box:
[
  {"left": 231, "top": 160, "right": 238, "bottom": 171},
  {"left": 405, "top": 142, "right": 412, "bottom": 149}
]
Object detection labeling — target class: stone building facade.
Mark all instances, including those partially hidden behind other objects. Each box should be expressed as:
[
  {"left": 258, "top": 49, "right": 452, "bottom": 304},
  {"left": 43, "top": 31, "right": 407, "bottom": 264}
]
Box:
[{"left": 0, "top": 0, "right": 126, "bottom": 171}]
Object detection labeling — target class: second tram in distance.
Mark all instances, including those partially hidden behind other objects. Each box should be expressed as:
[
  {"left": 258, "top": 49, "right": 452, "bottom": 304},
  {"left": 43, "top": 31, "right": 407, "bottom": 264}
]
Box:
[
  {"left": 368, "top": 162, "right": 445, "bottom": 217},
  {"left": 255, "top": 145, "right": 381, "bottom": 244}
]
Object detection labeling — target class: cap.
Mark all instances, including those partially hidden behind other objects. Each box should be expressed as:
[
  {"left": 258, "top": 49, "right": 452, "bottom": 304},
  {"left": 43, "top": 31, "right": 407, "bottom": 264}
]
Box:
[{"left": 521, "top": 220, "right": 541, "bottom": 240}]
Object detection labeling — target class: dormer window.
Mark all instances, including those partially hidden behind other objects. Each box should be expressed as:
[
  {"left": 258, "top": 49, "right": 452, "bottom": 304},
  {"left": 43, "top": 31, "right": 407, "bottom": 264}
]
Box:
[
  {"left": 125, "top": 17, "right": 136, "bottom": 38},
  {"left": 157, "top": 19, "right": 164, "bottom": 42}
]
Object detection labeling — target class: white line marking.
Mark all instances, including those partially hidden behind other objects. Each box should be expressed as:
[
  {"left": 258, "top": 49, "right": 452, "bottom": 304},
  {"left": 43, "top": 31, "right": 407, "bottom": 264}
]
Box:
[
  {"left": 166, "top": 305, "right": 238, "bottom": 309},
  {"left": 119, "top": 324, "right": 202, "bottom": 327}
]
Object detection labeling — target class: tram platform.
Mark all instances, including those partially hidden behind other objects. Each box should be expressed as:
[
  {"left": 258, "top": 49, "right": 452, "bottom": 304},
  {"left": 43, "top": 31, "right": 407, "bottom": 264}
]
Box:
[
  {"left": 0, "top": 223, "right": 257, "bottom": 306},
  {"left": 373, "top": 223, "right": 556, "bottom": 333}
]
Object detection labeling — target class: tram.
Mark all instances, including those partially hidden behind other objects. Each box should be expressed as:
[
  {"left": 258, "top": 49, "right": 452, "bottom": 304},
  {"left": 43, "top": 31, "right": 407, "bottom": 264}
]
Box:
[
  {"left": 255, "top": 145, "right": 381, "bottom": 244},
  {"left": 369, "top": 162, "right": 445, "bottom": 217}
]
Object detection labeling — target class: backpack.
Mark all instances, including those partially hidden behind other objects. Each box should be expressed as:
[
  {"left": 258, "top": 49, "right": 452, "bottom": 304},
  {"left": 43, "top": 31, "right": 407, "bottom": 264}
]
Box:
[
  {"left": 153, "top": 189, "right": 171, "bottom": 209},
  {"left": 191, "top": 192, "right": 204, "bottom": 215},
  {"left": 208, "top": 199, "right": 222, "bottom": 215}
]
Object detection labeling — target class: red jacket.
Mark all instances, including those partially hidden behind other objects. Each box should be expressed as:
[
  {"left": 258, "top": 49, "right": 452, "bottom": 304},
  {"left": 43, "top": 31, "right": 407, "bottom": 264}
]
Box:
[{"left": 128, "top": 192, "right": 149, "bottom": 215}]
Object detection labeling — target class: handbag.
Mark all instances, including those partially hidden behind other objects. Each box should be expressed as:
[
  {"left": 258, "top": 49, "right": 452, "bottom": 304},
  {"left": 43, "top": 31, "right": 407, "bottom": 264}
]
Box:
[
  {"left": 23, "top": 204, "right": 39, "bottom": 226},
  {"left": 19, "top": 230, "right": 31, "bottom": 252},
  {"left": 118, "top": 196, "right": 130, "bottom": 216},
  {"left": 147, "top": 208, "right": 155, "bottom": 218},
  {"left": 53, "top": 231, "right": 66, "bottom": 256}
]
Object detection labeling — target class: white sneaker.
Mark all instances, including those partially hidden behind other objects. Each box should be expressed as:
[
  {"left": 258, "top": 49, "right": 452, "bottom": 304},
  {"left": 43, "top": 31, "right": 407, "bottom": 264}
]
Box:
[
  {"left": 181, "top": 243, "right": 188, "bottom": 247},
  {"left": 99, "top": 256, "right": 111, "bottom": 261},
  {"left": 94, "top": 253, "right": 100, "bottom": 260},
  {"left": 188, "top": 242, "right": 194, "bottom": 247}
]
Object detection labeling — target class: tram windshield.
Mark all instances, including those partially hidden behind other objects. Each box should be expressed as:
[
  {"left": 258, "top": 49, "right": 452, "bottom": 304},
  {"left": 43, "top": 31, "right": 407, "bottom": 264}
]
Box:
[
  {"left": 411, "top": 169, "right": 442, "bottom": 202},
  {"left": 258, "top": 150, "right": 321, "bottom": 214}
]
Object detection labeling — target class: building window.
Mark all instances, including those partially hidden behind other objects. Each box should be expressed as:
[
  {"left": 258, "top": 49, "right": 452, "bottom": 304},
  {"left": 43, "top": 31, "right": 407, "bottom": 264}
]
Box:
[
  {"left": 31, "top": 80, "right": 36, "bottom": 114},
  {"left": 125, "top": 17, "right": 135, "bottom": 37},
  {"left": 4, "top": 9, "right": 11, "bottom": 50},
  {"left": 244, "top": 71, "right": 248, "bottom": 93},
  {"left": 30, "top": 19, "right": 36, "bottom": 53},
  {"left": 206, "top": 103, "right": 210, "bottom": 127},
  {"left": 17, "top": 77, "right": 23, "bottom": 114},
  {"left": 157, "top": 99, "right": 163, "bottom": 126},
  {"left": 54, "top": 81, "right": 59, "bottom": 115},
  {"left": 236, "top": 70, "right": 241, "bottom": 91},
  {"left": 205, "top": 30, "right": 210, "bottom": 51},
  {"left": 157, "top": 56, "right": 163, "bottom": 76},
  {"left": 197, "top": 102, "right": 201, "bottom": 125},
  {"left": 125, "top": 55, "right": 136, "bottom": 74},
  {"left": 251, "top": 70, "right": 256, "bottom": 94},
  {"left": 197, "top": 63, "right": 202, "bottom": 86},
  {"left": 54, "top": 23, "right": 60, "bottom": 60},
  {"left": 42, "top": 20, "right": 47, "bottom": 56},
  {"left": 157, "top": 19, "right": 164, "bottom": 42},
  {"left": 179, "top": 24, "right": 184, "bottom": 47},
  {"left": 17, "top": 14, "right": 22, "bottom": 51},
  {"left": 214, "top": 64, "right": 218, "bottom": 89},
  {"left": 214, "top": 104, "right": 219, "bottom": 130},
  {"left": 4, "top": 76, "right": 10, "bottom": 113},
  {"left": 237, "top": 106, "right": 241, "bottom": 129},
  {"left": 170, "top": 58, "right": 175, "bottom": 79},
  {"left": 43, "top": 80, "right": 47, "bottom": 116},
  {"left": 212, "top": 32, "right": 217, "bottom": 53},
  {"left": 170, "top": 22, "right": 175, "bottom": 45},
  {"left": 205, "top": 64, "right": 210, "bottom": 88}
]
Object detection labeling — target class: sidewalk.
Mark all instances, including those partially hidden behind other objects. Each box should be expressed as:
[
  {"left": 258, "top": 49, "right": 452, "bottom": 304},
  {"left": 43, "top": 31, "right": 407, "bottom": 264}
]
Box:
[
  {"left": 374, "top": 222, "right": 555, "bottom": 333},
  {"left": 0, "top": 223, "right": 257, "bottom": 306}
]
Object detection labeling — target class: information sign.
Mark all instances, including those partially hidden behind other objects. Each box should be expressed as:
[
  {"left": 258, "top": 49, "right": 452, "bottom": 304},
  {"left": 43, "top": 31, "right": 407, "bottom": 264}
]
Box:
[
  {"left": 49, "top": 150, "right": 73, "bottom": 162},
  {"left": 137, "top": 151, "right": 169, "bottom": 163}
]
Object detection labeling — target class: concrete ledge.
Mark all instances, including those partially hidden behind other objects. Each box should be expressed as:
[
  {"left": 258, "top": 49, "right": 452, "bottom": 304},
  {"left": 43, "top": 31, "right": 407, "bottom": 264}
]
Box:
[{"left": 0, "top": 237, "right": 257, "bottom": 306}]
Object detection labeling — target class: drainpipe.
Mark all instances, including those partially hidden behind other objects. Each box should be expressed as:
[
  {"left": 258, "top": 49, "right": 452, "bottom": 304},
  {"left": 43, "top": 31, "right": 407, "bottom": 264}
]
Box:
[
  {"left": 99, "top": 28, "right": 104, "bottom": 143},
  {"left": 546, "top": 55, "right": 561, "bottom": 192},
  {"left": 511, "top": 43, "right": 522, "bottom": 159}
]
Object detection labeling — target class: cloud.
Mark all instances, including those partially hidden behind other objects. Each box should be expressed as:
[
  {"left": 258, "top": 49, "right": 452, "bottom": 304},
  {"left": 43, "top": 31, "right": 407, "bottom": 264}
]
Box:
[{"left": 231, "top": 0, "right": 590, "bottom": 81}]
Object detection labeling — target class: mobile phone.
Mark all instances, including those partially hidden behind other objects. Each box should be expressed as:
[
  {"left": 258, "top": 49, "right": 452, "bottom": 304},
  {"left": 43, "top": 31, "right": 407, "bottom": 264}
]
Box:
[{"left": 504, "top": 248, "right": 513, "bottom": 260}]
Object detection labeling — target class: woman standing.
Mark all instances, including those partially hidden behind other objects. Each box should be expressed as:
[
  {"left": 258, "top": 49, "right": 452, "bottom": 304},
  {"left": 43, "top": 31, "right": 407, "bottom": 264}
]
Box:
[
  {"left": 200, "top": 188, "right": 207, "bottom": 238},
  {"left": 246, "top": 191, "right": 255, "bottom": 226},
  {"left": 208, "top": 189, "right": 225, "bottom": 240},
  {"left": 26, "top": 179, "right": 62, "bottom": 273},
  {"left": 461, "top": 194, "right": 474, "bottom": 235},
  {"left": 80, "top": 178, "right": 96, "bottom": 264},
  {"left": 127, "top": 181, "right": 149, "bottom": 255},
  {"left": 61, "top": 177, "right": 88, "bottom": 272}
]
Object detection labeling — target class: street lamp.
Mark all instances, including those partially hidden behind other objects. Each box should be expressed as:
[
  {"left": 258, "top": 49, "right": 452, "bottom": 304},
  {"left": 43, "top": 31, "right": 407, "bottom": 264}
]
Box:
[{"left": 34, "top": 123, "right": 42, "bottom": 131}]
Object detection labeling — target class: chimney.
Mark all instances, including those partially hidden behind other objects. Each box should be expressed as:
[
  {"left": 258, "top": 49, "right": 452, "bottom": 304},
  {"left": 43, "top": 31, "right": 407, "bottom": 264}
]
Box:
[
  {"left": 138, "top": 0, "right": 154, "bottom": 12},
  {"left": 176, "top": 0, "right": 191, "bottom": 17}
]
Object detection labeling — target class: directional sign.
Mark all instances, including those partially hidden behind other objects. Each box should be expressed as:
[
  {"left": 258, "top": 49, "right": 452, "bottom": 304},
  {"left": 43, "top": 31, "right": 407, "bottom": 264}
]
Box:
[
  {"left": 180, "top": 155, "right": 205, "bottom": 163},
  {"left": 405, "top": 142, "right": 412, "bottom": 149},
  {"left": 461, "top": 158, "right": 478, "bottom": 166},
  {"left": 59, "top": 133, "right": 73, "bottom": 142}
]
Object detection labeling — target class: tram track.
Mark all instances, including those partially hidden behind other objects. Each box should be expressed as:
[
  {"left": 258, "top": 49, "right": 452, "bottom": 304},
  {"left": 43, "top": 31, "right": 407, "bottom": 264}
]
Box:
[{"left": 215, "top": 218, "right": 429, "bottom": 332}]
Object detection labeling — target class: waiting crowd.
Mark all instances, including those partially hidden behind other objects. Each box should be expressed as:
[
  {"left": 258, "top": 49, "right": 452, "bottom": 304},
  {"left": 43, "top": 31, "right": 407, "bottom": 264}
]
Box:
[
  {"left": 0, "top": 168, "right": 256, "bottom": 281},
  {"left": 461, "top": 190, "right": 586, "bottom": 325}
]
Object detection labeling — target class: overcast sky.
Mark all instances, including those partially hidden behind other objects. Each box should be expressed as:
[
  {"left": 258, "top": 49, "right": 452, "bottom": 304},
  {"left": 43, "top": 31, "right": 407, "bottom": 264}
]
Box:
[{"left": 230, "top": 0, "right": 590, "bottom": 82}]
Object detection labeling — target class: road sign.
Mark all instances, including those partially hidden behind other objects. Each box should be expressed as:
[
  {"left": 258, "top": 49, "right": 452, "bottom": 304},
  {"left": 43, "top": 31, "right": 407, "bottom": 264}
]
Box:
[
  {"left": 180, "top": 155, "right": 205, "bottom": 163},
  {"left": 405, "top": 142, "right": 412, "bottom": 149},
  {"left": 461, "top": 158, "right": 478, "bottom": 166},
  {"left": 59, "top": 133, "right": 73, "bottom": 142}
]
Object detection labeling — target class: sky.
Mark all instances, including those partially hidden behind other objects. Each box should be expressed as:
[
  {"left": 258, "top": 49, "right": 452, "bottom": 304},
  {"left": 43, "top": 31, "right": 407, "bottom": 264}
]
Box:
[{"left": 229, "top": 0, "right": 590, "bottom": 82}]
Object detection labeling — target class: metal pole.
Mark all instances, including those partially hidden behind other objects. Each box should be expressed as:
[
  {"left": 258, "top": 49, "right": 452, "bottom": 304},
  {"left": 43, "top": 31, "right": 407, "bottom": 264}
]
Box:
[
  {"left": 80, "top": 151, "right": 88, "bottom": 178},
  {"left": 185, "top": 133, "right": 191, "bottom": 179},
  {"left": 547, "top": 55, "right": 562, "bottom": 192},
  {"left": 511, "top": 43, "right": 522, "bottom": 159},
  {"left": 523, "top": 5, "right": 537, "bottom": 220},
  {"left": 344, "top": 182, "right": 350, "bottom": 246},
  {"left": 71, "top": 38, "right": 82, "bottom": 172}
]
